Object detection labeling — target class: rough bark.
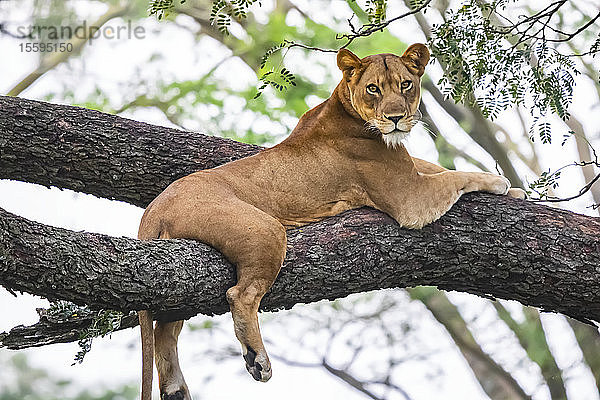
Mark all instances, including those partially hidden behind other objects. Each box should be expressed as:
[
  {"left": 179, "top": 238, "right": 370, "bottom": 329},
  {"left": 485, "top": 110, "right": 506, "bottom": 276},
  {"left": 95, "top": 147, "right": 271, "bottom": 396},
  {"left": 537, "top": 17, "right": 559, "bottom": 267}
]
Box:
[
  {"left": 1, "top": 96, "right": 600, "bottom": 350},
  {"left": 0, "top": 96, "right": 260, "bottom": 208}
]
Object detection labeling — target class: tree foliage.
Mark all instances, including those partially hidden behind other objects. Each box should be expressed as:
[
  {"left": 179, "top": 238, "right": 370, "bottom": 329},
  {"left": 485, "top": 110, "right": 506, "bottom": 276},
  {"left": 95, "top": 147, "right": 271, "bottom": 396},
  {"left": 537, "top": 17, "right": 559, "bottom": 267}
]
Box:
[{"left": 145, "top": 0, "right": 599, "bottom": 142}]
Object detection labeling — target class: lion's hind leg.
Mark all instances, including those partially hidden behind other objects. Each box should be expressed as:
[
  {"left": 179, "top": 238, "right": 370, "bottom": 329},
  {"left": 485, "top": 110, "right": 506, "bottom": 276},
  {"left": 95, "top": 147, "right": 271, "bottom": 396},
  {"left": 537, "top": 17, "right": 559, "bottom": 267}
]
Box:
[
  {"left": 139, "top": 178, "right": 287, "bottom": 385},
  {"left": 154, "top": 320, "right": 189, "bottom": 400},
  {"left": 212, "top": 203, "right": 287, "bottom": 382},
  {"left": 163, "top": 198, "right": 287, "bottom": 382}
]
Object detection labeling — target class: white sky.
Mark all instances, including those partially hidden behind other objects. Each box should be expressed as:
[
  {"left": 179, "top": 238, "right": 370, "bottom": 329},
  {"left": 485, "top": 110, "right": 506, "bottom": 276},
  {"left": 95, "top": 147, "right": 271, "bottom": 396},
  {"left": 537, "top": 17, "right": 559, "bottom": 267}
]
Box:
[{"left": 1, "top": 1, "right": 599, "bottom": 399}]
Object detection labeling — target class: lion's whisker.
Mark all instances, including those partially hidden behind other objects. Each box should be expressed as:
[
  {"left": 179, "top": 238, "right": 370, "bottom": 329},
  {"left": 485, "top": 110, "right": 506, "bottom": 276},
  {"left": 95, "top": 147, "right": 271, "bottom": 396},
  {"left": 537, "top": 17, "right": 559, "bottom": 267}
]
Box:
[
  {"left": 416, "top": 120, "right": 436, "bottom": 137},
  {"left": 413, "top": 109, "right": 423, "bottom": 121}
]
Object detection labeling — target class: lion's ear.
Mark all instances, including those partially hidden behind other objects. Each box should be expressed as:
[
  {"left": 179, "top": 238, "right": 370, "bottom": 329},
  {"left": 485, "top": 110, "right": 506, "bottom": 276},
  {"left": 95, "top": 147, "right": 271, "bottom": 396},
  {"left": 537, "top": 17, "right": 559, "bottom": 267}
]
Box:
[
  {"left": 337, "top": 49, "right": 362, "bottom": 76},
  {"left": 401, "top": 43, "right": 430, "bottom": 77}
]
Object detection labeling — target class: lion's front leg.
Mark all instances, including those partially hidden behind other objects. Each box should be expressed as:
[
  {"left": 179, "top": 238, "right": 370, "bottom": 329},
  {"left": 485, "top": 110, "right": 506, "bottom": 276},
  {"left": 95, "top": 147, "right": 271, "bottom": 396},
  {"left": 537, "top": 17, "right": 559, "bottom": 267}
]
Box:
[
  {"left": 455, "top": 170, "right": 511, "bottom": 196},
  {"left": 377, "top": 170, "right": 521, "bottom": 229},
  {"left": 453, "top": 171, "right": 526, "bottom": 199},
  {"left": 412, "top": 157, "right": 526, "bottom": 200}
]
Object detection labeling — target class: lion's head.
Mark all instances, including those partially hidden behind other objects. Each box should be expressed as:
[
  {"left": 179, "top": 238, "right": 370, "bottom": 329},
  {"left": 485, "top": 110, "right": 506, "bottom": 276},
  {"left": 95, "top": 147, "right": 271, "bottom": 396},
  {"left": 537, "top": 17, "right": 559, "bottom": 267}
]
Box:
[{"left": 337, "top": 44, "right": 430, "bottom": 148}]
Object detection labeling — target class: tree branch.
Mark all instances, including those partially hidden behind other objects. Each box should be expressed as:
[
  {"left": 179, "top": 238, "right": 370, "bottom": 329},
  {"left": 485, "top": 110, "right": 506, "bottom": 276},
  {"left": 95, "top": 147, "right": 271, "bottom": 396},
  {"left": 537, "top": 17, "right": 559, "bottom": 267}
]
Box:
[
  {"left": 410, "top": 288, "right": 531, "bottom": 400},
  {"left": 0, "top": 95, "right": 260, "bottom": 208},
  {"left": 492, "top": 302, "right": 567, "bottom": 399},
  {"left": 1, "top": 96, "right": 599, "bottom": 351}
]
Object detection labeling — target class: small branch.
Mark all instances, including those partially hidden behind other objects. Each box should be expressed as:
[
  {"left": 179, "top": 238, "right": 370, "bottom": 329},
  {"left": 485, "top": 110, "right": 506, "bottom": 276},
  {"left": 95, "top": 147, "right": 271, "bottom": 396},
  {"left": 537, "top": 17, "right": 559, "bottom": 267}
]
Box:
[
  {"left": 529, "top": 161, "right": 600, "bottom": 204},
  {"left": 410, "top": 288, "right": 531, "bottom": 400},
  {"left": 0, "top": 307, "right": 138, "bottom": 350},
  {"left": 335, "top": 0, "right": 433, "bottom": 49},
  {"left": 278, "top": 1, "right": 434, "bottom": 54},
  {"left": 543, "top": 11, "right": 600, "bottom": 43},
  {"left": 322, "top": 361, "right": 385, "bottom": 400},
  {"left": 0, "top": 22, "right": 29, "bottom": 39}
]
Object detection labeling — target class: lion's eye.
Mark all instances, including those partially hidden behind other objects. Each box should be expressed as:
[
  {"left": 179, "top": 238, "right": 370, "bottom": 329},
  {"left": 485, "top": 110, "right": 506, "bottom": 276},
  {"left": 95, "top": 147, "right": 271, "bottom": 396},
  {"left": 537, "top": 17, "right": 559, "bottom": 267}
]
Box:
[
  {"left": 366, "top": 84, "right": 380, "bottom": 95},
  {"left": 401, "top": 80, "right": 413, "bottom": 90}
]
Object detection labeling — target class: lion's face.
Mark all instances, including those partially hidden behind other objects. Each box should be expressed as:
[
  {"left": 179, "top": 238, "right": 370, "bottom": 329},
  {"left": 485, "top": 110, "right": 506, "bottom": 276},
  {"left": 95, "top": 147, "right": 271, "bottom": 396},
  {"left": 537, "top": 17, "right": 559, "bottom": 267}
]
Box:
[{"left": 337, "top": 44, "right": 430, "bottom": 148}]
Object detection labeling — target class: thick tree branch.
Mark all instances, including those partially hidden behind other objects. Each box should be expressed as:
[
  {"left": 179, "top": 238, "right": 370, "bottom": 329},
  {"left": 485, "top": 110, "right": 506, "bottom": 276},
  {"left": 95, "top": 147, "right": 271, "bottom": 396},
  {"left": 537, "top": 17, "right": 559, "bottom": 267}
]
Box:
[
  {"left": 1, "top": 96, "right": 599, "bottom": 350},
  {"left": 0, "top": 96, "right": 260, "bottom": 208}
]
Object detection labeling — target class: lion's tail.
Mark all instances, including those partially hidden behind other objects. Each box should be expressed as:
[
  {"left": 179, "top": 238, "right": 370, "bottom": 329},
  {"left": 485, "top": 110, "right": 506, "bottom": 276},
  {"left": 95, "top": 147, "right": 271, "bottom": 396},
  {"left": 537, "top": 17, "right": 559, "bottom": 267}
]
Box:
[
  {"left": 137, "top": 202, "right": 164, "bottom": 400},
  {"left": 138, "top": 310, "right": 154, "bottom": 400}
]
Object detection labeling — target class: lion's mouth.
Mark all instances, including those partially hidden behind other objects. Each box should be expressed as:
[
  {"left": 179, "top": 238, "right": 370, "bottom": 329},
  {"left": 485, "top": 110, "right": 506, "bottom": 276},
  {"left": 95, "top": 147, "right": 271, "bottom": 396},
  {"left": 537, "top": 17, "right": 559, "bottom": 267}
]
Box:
[
  {"left": 383, "top": 128, "right": 410, "bottom": 135},
  {"left": 364, "top": 121, "right": 412, "bottom": 137}
]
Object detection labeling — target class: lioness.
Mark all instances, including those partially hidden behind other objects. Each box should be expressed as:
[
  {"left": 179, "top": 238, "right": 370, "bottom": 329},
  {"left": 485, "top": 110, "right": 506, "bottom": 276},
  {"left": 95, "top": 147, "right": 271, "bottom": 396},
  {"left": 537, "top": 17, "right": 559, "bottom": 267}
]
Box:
[{"left": 137, "top": 44, "right": 525, "bottom": 399}]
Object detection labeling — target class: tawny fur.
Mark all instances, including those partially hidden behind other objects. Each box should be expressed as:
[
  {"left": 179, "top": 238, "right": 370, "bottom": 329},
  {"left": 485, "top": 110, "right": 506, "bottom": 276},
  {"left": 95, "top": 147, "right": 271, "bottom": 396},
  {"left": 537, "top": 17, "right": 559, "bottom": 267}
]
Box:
[{"left": 137, "top": 44, "right": 525, "bottom": 400}]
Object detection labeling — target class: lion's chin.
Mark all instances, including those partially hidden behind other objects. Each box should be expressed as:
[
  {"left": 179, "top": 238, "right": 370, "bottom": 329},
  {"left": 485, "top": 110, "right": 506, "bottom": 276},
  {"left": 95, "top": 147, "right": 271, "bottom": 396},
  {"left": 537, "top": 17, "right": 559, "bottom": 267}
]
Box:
[{"left": 381, "top": 129, "right": 410, "bottom": 149}]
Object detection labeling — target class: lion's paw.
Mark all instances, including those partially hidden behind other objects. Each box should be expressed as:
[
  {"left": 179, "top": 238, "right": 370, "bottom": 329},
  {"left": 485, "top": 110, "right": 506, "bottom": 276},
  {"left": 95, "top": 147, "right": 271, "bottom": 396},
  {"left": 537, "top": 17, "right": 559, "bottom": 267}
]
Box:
[
  {"left": 161, "top": 390, "right": 189, "bottom": 400},
  {"left": 507, "top": 187, "right": 527, "bottom": 199},
  {"left": 488, "top": 175, "right": 510, "bottom": 195},
  {"left": 243, "top": 345, "right": 272, "bottom": 382}
]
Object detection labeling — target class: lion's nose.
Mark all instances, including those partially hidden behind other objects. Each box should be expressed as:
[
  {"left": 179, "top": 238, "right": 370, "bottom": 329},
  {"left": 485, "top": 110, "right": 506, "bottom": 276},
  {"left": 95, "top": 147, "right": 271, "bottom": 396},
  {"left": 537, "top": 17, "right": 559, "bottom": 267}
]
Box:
[{"left": 384, "top": 114, "right": 405, "bottom": 124}]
